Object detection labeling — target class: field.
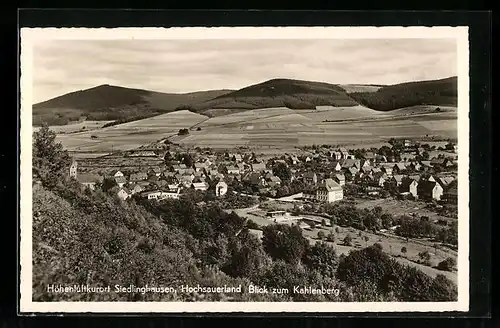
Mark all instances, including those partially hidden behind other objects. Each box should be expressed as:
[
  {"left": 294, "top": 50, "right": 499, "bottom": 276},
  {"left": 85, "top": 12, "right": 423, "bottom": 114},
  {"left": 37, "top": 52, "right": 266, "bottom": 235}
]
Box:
[
  {"left": 338, "top": 84, "right": 384, "bottom": 93},
  {"left": 52, "top": 110, "right": 208, "bottom": 152},
  {"left": 178, "top": 106, "right": 458, "bottom": 149},
  {"left": 43, "top": 104, "right": 458, "bottom": 154},
  {"left": 233, "top": 203, "right": 457, "bottom": 284},
  {"left": 33, "top": 120, "right": 115, "bottom": 134},
  {"left": 354, "top": 198, "right": 457, "bottom": 223}
]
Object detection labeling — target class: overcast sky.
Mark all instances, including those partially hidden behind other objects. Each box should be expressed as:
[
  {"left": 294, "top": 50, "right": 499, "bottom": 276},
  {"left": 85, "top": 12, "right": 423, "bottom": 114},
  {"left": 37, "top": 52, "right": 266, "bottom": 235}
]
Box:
[{"left": 32, "top": 38, "right": 457, "bottom": 103}]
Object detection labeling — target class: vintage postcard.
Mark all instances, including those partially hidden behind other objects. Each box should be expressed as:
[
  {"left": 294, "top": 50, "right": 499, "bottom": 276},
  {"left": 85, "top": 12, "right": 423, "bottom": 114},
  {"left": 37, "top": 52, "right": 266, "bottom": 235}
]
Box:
[{"left": 19, "top": 26, "right": 469, "bottom": 313}]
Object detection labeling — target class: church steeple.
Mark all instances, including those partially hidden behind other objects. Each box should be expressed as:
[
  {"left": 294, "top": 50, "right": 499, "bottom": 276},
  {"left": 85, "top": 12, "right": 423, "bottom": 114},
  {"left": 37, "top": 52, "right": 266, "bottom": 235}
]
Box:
[{"left": 69, "top": 159, "right": 78, "bottom": 178}]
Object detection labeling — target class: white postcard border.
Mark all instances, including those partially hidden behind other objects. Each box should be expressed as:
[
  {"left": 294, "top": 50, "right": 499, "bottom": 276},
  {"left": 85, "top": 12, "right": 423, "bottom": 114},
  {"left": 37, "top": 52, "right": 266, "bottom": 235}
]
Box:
[{"left": 19, "top": 26, "right": 470, "bottom": 313}]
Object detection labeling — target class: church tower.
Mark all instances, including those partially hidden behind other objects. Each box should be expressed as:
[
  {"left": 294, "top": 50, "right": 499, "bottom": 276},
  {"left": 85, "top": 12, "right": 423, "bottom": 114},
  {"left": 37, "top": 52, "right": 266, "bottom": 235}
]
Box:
[{"left": 69, "top": 159, "right": 78, "bottom": 178}]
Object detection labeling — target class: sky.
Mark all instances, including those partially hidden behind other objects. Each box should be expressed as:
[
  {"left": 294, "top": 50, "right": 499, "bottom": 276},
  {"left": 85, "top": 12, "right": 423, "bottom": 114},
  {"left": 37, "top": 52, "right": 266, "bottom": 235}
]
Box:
[{"left": 32, "top": 38, "right": 457, "bottom": 103}]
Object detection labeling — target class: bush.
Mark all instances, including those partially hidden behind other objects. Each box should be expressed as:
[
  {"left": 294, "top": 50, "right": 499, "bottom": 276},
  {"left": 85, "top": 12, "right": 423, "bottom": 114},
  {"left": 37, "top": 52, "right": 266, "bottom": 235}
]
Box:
[
  {"left": 343, "top": 234, "right": 353, "bottom": 246},
  {"left": 437, "top": 257, "right": 456, "bottom": 271},
  {"left": 317, "top": 230, "right": 325, "bottom": 240},
  {"left": 326, "top": 232, "right": 335, "bottom": 242},
  {"left": 246, "top": 219, "right": 260, "bottom": 230},
  {"left": 401, "top": 246, "right": 407, "bottom": 254}
]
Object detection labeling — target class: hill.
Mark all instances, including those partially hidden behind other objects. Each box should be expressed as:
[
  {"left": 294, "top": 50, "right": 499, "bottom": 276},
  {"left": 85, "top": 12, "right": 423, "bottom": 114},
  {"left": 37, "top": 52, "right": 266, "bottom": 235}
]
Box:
[
  {"left": 33, "top": 84, "right": 232, "bottom": 126},
  {"left": 185, "top": 78, "right": 360, "bottom": 115},
  {"left": 348, "top": 77, "right": 457, "bottom": 111}
]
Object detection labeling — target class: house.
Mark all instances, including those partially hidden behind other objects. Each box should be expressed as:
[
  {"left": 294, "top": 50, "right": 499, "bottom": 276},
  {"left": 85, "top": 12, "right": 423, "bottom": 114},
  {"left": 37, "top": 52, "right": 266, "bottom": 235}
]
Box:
[
  {"left": 420, "top": 161, "right": 433, "bottom": 170},
  {"left": 404, "top": 139, "right": 412, "bottom": 147},
  {"left": 361, "top": 159, "right": 372, "bottom": 169},
  {"left": 117, "top": 188, "right": 130, "bottom": 201},
  {"left": 141, "top": 191, "right": 162, "bottom": 200},
  {"left": 380, "top": 164, "right": 393, "bottom": 176},
  {"left": 372, "top": 172, "right": 387, "bottom": 187},
  {"left": 331, "top": 161, "right": 342, "bottom": 172},
  {"left": 364, "top": 152, "right": 375, "bottom": 160},
  {"left": 443, "top": 180, "right": 458, "bottom": 204},
  {"left": 248, "top": 173, "right": 266, "bottom": 188},
  {"left": 339, "top": 147, "right": 350, "bottom": 159},
  {"left": 129, "top": 183, "right": 145, "bottom": 195},
  {"left": 129, "top": 172, "right": 148, "bottom": 182},
  {"left": 192, "top": 182, "right": 209, "bottom": 191},
  {"left": 289, "top": 155, "right": 300, "bottom": 165},
  {"left": 409, "top": 180, "right": 419, "bottom": 198},
  {"left": 112, "top": 170, "right": 124, "bottom": 178},
  {"left": 303, "top": 172, "right": 318, "bottom": 184},
  {"left": 393, "top": 175, "right": 404, "bottom": 186},
  {"left": 408, "top": 162, "right": 421, "bottom": 171},
  {"left": 453, "top": 145, "right": 458, "bottom": 153},
  {"left": 330, "top": 151, "right": 342, "bottom": 160},
  {"left": 316, "top": 178, "right": 343, "bottom": 203},
  {"left": 333, "top": 173, "right": 346, "bottom": 186},
  {"left": 76, "top": 173, "right": 103, "bottom": 190},
  {"left": 251, "top": 162, "right": 266, "bottom": 172},
  {"left": 216, "top": 181, "right": 228, "bottom": 197},
  {"left": 430, "top": 158, "right": 450, "bottom": 168},
  {"left": 401, "top": 153, "right": 417, "bottom": 162},
  {"left": 69, "top": 160, "right": 78, "bottom": 178},
  {"left": 375, "top": 154, "right": 388, "bottom": 163},
  {"left": 341, "top": 158, "right": 356, "bottom": 169},
  {"left": 114, "top": 176, "right": 127, "bottom": 188},
  {"left": 348, "top": 166, "right": 359, "bottom": 177},
  {"left": 159, "top": 191, "right": 181, "bottom": 200},
  {"left": 393, "top": 163, "right": 407, "bottom": 174},
  {"left": 417, "top": 180, "right": 444, "bottom": 201},
  {"left": 269, "top": 176, "right": 282, "bottom": 185},
  {"left": 226, "top": 165, "right": 240, "bottom": 175},
  {"left": 233, "top": 154, "right": 243, "bottom": 162},
  {"left": 436, "top": 176, "right": 455, "bottom": 188}
]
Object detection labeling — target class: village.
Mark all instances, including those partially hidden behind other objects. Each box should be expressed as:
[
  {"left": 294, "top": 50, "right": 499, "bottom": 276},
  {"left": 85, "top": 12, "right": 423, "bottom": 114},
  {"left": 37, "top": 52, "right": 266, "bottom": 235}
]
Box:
[{"left": 68, "top": 137, "right": 458, "bottom": 209}]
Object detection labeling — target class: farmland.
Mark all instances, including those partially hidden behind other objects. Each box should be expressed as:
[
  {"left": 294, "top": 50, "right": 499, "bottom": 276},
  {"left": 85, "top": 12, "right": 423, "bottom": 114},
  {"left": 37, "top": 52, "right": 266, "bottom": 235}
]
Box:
[
  {"left": 53, "top": 110, "right": 208, "bottom": 152},
  {"left": 45, "top": 104, "right": 458, "bottom": 154}
]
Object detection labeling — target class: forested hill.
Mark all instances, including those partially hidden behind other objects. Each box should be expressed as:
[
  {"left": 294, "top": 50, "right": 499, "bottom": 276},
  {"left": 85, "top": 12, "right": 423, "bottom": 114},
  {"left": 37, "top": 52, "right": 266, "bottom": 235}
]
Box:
[
  {"left": 348, "top": 76, "right": 458, "bottom": 111},
  {"left": 186, "top": 78, "right": 360, "bottom": 114},
  {"left": 32, "top": 126, "right": 458, "bottom": 302},
  {"left": 33, "top": 85, "right": 232, "bottom": 126}
]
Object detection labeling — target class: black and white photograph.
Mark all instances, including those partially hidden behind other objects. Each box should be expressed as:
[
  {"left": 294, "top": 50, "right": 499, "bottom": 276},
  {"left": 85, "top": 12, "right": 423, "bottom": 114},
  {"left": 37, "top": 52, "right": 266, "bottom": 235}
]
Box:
[{"left": 19, "top": 27, "right": 469, "bottom": 313}]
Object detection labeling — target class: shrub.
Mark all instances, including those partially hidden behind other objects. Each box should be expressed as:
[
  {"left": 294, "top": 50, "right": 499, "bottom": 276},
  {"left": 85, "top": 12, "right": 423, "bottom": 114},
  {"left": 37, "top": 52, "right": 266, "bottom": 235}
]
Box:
[
  {"left": 401, "top": 246, "right": 407, "bottom": 254},
  {"left": 437, "top": 257, "right": 456, "bottom": 272},
  {"left": 317, "top": 230, "right": 325, "bottom": 240},
  {"left": 343, "top": 234, "right": 353, "bottom": 246}
]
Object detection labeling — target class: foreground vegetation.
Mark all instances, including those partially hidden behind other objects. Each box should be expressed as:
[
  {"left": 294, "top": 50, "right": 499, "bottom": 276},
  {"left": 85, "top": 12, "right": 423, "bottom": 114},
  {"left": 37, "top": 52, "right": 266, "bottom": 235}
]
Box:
[{"left": 32, "top": 126, "right": 458, "bottom": 302}]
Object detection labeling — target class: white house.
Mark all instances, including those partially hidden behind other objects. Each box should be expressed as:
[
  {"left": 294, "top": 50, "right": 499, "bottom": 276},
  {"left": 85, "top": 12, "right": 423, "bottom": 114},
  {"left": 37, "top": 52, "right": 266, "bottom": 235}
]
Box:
[
  {"left": 316, "top": 178, "right": 343, "bottom": 203},
  {"left": 409, "top": 180, "right": 419, "bottom": 198},
  {"left": 192, "top": 182, "right": 209, "bottom": 191},
  {"left": 117, "top": 188, "right": 130, "bottom": 201},
  {"left": 216, "top": 181, "right": 228, "bottom": 197}
]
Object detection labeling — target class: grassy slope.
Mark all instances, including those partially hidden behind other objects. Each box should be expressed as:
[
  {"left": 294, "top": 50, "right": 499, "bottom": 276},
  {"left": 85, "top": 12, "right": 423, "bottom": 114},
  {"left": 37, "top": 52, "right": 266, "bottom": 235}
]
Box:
[
  {"left": 348, "top": 77, "right": 457, "bottom": 111},
  {"left": 33, "top": 85, "right": 232, "bottom": 126}
]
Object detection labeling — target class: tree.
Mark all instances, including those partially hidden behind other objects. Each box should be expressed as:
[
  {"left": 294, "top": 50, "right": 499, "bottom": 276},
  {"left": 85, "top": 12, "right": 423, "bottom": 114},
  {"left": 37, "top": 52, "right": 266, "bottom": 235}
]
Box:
[
  {"left": 422, "top": 151, "right": 430, "bottom": 160},
  {"left": 437, "top": 257, "right": 456, "bottom": 272},
  {"left": 262, "top": 224, "right": 309, "bottom": 264},
  {"left": 321, "top": 219, "right": 326, "bottom": 227},
  {"left": 363, "top": 235, "right": 369, "bottom": 246},
  {"left": 33, "top": 124, "right": 71, "bottom": 187},
  {"left": 178, "top": 128, "right": 189, "bottom": 136},
  {"left": 401, "top": 246, "right": 407, "bottom": 255},
  {"left": 101, "top": 177, "right": 118, "bottom": 192},
  {"left": 302, "top": 242, "right": 339, "bottom": 279},
  {"left": 343, "top": 234, "right": 353, "bottom": 246},
  {"left": 418, "top": 251, "right": 432, "bottom": 266},
  {"left": 326, "top": 232, "right": 335, "bottom": 242},
  {"left": 246, "top": 220, "right": 260, "bottom": 230},
  {"left": 272, "top": 162, "right": 292, "bottom": 182},
  {"left": 317, "top": 230, "right": 325, "bottom": 240}
]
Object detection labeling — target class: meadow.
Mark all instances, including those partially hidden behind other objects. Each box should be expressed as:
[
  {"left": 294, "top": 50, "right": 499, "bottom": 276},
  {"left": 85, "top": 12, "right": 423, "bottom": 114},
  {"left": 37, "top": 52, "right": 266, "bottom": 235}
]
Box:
[
  {"left": 53, "top": 110, "right": 208, "bottom": 152},
  {"left": 43, "top": 105, "right": 458, "bottom": 154}
]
